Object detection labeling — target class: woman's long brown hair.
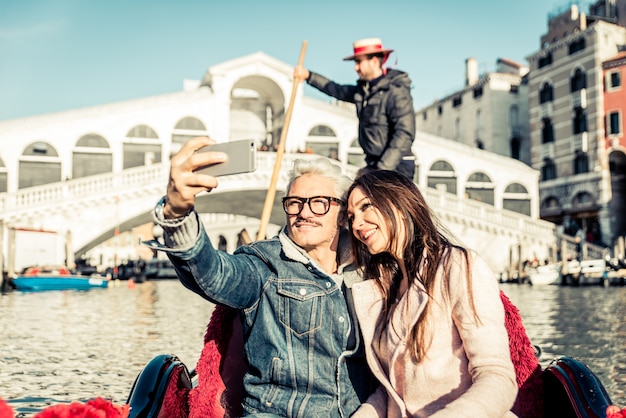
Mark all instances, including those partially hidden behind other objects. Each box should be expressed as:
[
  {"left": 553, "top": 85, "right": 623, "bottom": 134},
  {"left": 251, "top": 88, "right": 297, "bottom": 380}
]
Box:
[{"left": 346, "top": 170, "right": 475, "bottom": 363}]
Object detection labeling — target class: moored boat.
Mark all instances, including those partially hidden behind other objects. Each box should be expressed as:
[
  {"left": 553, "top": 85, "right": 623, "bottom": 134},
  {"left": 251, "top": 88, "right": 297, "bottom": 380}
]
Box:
[
  {"left": 11, "top": 265, "right": 108, "bottom": 291},
  {"left": 528, "top": 263, "right": 561, "bottom": 286}
]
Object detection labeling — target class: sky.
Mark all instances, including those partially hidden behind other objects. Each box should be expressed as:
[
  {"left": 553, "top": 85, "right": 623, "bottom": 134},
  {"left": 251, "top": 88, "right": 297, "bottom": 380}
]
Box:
[{"left": 0, "top": 0, "right": 591, "bottom": 121}]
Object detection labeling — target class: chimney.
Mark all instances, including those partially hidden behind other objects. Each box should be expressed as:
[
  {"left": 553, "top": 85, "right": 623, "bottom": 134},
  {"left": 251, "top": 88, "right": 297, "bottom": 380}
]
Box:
[{"left": 466, "top": 57, "right": 479, "bottom": 86}]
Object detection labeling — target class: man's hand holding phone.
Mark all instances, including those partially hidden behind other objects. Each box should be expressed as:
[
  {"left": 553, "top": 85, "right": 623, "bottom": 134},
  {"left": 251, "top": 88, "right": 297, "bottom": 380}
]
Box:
[
  {"left": 163, "top": 137, "right": 258, "bottom": 219},
  {"left": 195, "top": 139, "right": 258, "bottom": 177}
]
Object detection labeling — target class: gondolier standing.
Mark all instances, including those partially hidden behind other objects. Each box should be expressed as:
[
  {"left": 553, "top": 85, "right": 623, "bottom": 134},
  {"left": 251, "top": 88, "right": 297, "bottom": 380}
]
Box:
[{"left": 294, "top": 37, "right": 417, "bottom": 179}]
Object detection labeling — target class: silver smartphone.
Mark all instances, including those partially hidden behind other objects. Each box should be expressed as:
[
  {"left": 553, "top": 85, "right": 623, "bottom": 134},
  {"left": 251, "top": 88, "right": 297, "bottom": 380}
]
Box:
[{"left": 196, "top": 139, "right": 258, "bottom": 177}]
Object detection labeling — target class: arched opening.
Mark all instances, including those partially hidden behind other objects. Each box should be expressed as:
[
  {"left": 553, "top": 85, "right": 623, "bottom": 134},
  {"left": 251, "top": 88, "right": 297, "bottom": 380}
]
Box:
[
  {"left": 465, "top": 171, "right": 494, "bottom": 205},
  {"left": 503, "top": 183, "right": 530, "bottom": 216},
  {"left": 19, "top": 141, "right": 62, "bottom": 189},
  {"left": 171, "top": 117, "right": 209, "bottom": 157},
  {"left": 569, "top": 191, "right": 600, "bottom": 244},
  {"left": 229, "top": 76, "right": 285, "bottom": 150},
  {"left": 541, "top": 196, "right": 562, "bottom": 223},
  {"left": 427, "top": 160, "right": 457, "bottom": 194},
  {"left": 124, "top": 124, "right": 162, "bottom": 169},
  {"left": 73, "top": 133, "right": 113, "bottom": 178},
  {"left": 305, "top": 125, "right": 339, "bottom": 160},
  {"left": 347, "top": 138, "right": 365, "bottom": 168}
]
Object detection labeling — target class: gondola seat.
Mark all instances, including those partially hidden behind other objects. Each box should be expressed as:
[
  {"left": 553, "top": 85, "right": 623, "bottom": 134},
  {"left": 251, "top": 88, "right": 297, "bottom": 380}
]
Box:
[{"left": 128, "top": 292, "right": 617, "bottom": 418}]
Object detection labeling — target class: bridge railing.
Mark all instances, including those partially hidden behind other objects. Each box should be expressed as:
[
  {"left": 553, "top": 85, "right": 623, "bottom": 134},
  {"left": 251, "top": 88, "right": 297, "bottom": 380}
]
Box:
[
  {"left": 0, "top": 164, "right": 169, "bottom": 218},
  {"left": 423, "top": 187, "right": 555, "bottom": 239},
  {"left": 0, "top": 152, "right": 354, "bottom": 219},
  {"left": 0, "top": 152, "right": 553, "bottom": 243}
]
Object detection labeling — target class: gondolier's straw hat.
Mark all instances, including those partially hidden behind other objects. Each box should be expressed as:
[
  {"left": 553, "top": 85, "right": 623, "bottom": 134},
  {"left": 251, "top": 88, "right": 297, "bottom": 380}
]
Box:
[{"left": 343, "top": 37, "right": 394, "bottom": 61}]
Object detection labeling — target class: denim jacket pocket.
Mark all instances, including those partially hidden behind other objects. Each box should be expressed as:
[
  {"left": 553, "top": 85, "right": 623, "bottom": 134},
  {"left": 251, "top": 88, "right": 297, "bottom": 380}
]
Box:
[{"left": 277, "top": 280, "right": 329, "bottom": 336}]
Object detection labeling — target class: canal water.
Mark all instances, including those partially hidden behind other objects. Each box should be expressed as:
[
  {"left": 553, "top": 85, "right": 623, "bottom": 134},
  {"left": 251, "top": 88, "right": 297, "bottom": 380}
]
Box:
[{"left": 0, "top": 280, "right": 625, "bottom": 416}]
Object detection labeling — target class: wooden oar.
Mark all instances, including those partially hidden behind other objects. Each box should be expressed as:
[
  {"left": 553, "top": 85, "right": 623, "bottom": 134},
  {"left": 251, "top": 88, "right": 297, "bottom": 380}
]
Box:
[{"left": 255, "top": 40, "right": 308, "bottom": 241}]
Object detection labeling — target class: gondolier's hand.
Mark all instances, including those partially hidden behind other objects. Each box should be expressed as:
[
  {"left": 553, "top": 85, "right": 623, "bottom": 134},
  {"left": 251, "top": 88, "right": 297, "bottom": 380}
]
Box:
[
  {"left": 164, "top": 136, "right": 227, "bottom": 219},
  {"left": 293, "top": 65, "right": 310, "bottom": 81}
]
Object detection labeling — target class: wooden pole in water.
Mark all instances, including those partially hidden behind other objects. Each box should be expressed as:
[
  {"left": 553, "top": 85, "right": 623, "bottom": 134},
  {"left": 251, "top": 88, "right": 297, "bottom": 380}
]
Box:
[{"left": 256, "top": 40, "right": 307, "bottom": 241}]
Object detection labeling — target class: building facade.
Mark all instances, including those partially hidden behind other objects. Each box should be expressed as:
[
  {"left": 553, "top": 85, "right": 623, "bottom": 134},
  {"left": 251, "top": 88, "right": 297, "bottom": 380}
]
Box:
[
  {"left": 415, "top": 57, "right": 531, "bottom": 165},
  {"left": 526, "top": 0, "right": 626, "bottom": 247},
  {"left": 603, "top": 50, "right": 626, "bottom": 247}
]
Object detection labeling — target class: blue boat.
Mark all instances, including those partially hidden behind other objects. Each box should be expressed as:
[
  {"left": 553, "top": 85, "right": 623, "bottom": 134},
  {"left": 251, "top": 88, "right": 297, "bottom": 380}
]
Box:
[{"left": 11, "top": 265, "right": 109, "bottom": 291}]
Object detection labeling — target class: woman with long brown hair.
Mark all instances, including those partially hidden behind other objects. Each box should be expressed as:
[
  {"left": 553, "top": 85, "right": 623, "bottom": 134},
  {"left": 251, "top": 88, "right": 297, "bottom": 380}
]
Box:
[{"left": 346, "top": 170, "right": 517, "bottom": 417}]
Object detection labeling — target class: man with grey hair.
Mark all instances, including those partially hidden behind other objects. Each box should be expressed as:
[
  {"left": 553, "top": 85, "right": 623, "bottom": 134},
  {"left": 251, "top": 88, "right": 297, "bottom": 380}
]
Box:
[{"left": 147, "top": 136, "right": 375, "bottom": 417}]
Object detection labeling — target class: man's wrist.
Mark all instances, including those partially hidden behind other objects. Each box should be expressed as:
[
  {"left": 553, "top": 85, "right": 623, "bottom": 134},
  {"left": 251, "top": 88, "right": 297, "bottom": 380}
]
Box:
[{"left": 156, "top": 196, "right": 192, "bottom": 223}]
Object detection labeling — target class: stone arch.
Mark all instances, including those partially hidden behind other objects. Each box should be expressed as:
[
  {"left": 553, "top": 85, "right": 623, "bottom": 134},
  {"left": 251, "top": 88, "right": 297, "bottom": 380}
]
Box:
[
  {"left": 19, "top": 141, "right": 62, "bottom": 189},
  {"left": 427, "top": 160, "right": 457, "bottom": 195},
  {"left": 73, "top": 133, "right": 113, "bottom": 179},
  {"left": 229, "top": 76, "right": 285, "bottom": 149},
  {"left": 124, "top": 124, "right": 161, "bottom": 169},
  {"left": 503, "top": 182, "right": 530, "bottom": 216},
  {"left": 465, "top": 171, "right": 494, "bottom": 205},
  {"left": 540, "top": 195, "right": 562, "bottom": 223},
  {"left": 305, "top": 124, "right": 339, "bottom": 160},
  {"left": 571, "top": 191, "right": 595, "bottom": 210},
  {"left": 171, "top": 117, "right": 209, "bottom": 156}
]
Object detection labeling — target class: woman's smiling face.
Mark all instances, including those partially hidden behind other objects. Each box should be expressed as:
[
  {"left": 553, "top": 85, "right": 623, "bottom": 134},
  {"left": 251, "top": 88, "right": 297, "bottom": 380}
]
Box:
[{"left": 347, "top": 186, "right": 390, "bottom": 255}]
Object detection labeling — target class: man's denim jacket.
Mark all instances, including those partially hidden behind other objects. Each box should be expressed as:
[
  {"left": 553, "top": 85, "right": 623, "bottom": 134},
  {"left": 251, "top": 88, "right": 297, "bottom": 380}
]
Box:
[{"left": 147, "top": 200, "right": 376, "bottom": 417}]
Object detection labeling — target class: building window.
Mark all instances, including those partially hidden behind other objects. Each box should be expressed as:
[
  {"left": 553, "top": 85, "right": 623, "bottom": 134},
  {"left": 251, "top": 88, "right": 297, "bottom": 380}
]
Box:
[
  {"left": 510, "top": 137, "right": 521, "bottom": 160},
  {"left": 510, "top": 84, "right": 519, "bottom": 94},
  {"left": 422, "top": 111, "right": 427, "bottom": 120},
  {"left": 574, "top": 151, "right": 589, "bottom": 174},
  {"left": 607, "top": 70, "right": 621, "bottom": 91},
  {"left": 473, "top": 86, "right": 483, "bottom": 98},
  {"left": 568, "top": 38, "right": 586, "bottom": 55},
  {"left": 437, "top": 105, "right": 443, "bottom": 115},
  {"left": 573, "top": 108, "right": 588, "bottom": 134},
  {"left": 608, "top": 111, "right": 622, "bottom": 136},
  {"left": 570, "top": 68, "right": 587, "bottom": 93},
  {"left": 542, "top": 118, "right": 555, "bottom": 143},
  {"left": 452, "top": 96, "right": 462, "bottom": 107},
  {"left": 541, "top": 158, "right": 557, "bottom": 181},
  {"left": 539, "top": 82, "right": 554, "bottom": 103},
  {"left": 538, "top": 53, "right": 553, "bottom": 69}
]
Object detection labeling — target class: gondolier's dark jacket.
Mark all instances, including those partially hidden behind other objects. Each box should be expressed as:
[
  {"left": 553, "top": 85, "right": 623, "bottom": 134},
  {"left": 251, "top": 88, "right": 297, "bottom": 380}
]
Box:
[
  {"left": 307, "top": 69, "right": 416, "bottom": 172},
  {"left": 146, "top": 200, "right": 376, "bottom": 417}
]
